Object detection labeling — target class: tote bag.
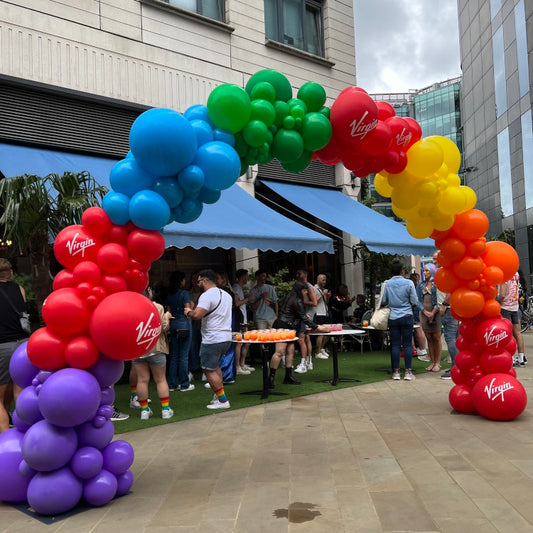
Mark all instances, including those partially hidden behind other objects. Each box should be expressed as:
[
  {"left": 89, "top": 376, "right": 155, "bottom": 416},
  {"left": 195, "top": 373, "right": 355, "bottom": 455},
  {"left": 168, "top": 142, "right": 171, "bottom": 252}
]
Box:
[{"left": 370, "top": 281, "right": 390, "bottom": 330}]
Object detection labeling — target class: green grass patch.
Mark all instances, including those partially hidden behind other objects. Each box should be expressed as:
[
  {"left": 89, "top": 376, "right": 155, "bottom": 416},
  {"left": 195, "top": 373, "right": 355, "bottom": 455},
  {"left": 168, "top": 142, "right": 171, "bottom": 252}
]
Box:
[{"left": 113, "top": 351, "right": 451, "bottom": 434}]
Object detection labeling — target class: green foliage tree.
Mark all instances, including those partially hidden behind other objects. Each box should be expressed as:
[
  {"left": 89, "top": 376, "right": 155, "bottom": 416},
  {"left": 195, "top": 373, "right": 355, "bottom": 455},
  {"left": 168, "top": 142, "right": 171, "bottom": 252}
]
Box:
[{"left": 0, "top": 171, "right": 108, "bottom": 316}]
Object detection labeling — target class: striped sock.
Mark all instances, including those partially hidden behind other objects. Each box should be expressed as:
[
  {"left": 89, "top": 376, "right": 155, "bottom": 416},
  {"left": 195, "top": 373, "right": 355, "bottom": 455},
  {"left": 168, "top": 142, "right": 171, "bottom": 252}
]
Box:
[
  {"left": 130, "top": 385, "right": 137, "bottom": 399},
  {"left": 160, "top": 396, "right": 170, "bottom": 410},
  {"left": 214, "top": 387, "right": 228, "bottom": 403},
  {"left": 140, "top": 399, "right": 149, "bottom": 410}
]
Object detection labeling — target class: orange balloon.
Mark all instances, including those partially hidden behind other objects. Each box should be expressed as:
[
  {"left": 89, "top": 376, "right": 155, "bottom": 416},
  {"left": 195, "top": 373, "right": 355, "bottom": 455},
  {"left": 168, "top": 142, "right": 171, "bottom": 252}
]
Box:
[
  {"left": 450, "top": 288, "right": 485, "bottom": 318},
  {"left": 452, "top": 209, "right": 489, "bottom": 241},
  {"left": 482, "top": 241, "right": 519, "bottom": 282},
  {"left": 483, "top": 285, "right": 498, "bottom": 300},
  {"left": 482, "top": 299, "right": 501, "bottom": 318},
  {"left": 468, "top": 238, "right": 486, "bottom": 256},
  {"left": 440, "top": 237, "right": 466, "bottom": 262},
  {"left": 434, "top": 267, "right": 461, "bottom": 293},
  {"left": 452, "top": 256, "right": 485, "bottom": 280},
  {"left": 482, "top": 265, "right": 504, "bottom": 286},
  {"left": 467, "top": 280, "right": 480, "bottom": 290},
  {"left": 436, "top": 251, "right": 453, "bottom": 268}
]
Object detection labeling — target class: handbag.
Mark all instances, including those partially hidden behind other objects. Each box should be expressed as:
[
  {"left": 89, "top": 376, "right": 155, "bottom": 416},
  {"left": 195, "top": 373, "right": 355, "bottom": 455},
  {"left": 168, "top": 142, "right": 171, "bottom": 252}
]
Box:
[
  {"left": 0, "top": 286, "right": 31, "bottom": 335},
  {"left": 370, "top": 281, "right": 390, "bottom": 330}
]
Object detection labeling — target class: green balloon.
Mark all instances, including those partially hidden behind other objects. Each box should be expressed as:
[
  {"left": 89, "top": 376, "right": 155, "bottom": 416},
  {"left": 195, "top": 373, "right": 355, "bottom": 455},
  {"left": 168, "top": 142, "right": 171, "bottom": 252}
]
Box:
[
  {"left": 251, "top": 81, "right": 276, "bottom": 103},
  {"left": 250, "top": 99, "right": 276, "bottom": 128},
  {"left": 288, "top": 98, "right": 308, "bottom": 115},
  {"left": 283, "top": 115, "right": 296, "bottom": 130},
  {"left": 281, "top": 150, "right": 313, "bottom": 173},
  {"left": 318, "top": 105, "right": 331, "bottom": 119},
  {"left": 301, "top": 112, "right": 332, "bottom": 151},
  {"left": 234, "top": 133, "right": 249, "bottom": 157},
  {"left": 297, "top": 82, "right": 327, "bottom": 112},
  {"left": 245, "top": 70, "right": 292, "bottom": 102},
  {"left": 274, "top": 101, "right": 290, "bottom": 127},
  {"left": 207, "top": 84, "right": 251, "bottom": 133},
  {"left": 243, "top": 120, "right": 269, "bottom": 148},
  {"left": 272, "top": 129, "right": 304, "bottom": 163}
]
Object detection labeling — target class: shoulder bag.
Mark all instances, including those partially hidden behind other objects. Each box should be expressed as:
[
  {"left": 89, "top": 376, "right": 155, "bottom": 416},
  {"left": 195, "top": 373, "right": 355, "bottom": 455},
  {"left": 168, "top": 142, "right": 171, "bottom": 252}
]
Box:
[{"left": 370, "top": 281, "right": 391, "bottom": 330}]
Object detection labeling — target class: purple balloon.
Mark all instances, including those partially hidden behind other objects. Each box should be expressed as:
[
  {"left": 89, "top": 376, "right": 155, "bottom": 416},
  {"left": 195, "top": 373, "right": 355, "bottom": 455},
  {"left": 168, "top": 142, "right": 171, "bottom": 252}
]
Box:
[
  {"left": 100, "top": 388, "right": 115, "bottom": 406},
  {"left": 36, "top": 370, "right": 54, "bottom": 383},
  {"left": 92, "top": 415, "right": 106, "bottom": 428},
  {"left": 11, "top": 410, "right": 31, "bottom": 432},
  {"left": 76, "top": 420, "right": 114, "bottom": 450},
  {"left": 9, "top": 342, "right": 38, "bottom": 388},
  {"left": 0, "top": 428, "right": 31, "bottom": 503},
  {"left": 18, "top": 459, "right": 37, "bottom": 478},
  {"left": 38, "top": 368, "right": 101, "bottom": 427},
  {"left": 27, "top": 466, "right": 82, "bottom": 515},
  {"left": 97, "top": 405, "right": 114, "bottom": 419},
  {"left": 115, "top": 469, "right": 134, "bottom": 496},
  {"left": 22, "top": 420, "right": 78, "bottom": 472},
  {"left": 15, "top": 385, "right": 43, "bottom": 426},
  {"left": 88, "top": 354, "right": 124, "bottom": 387},
  {"left": 102, "top": 440, "right": 134, "bottom": 475},
  {"left": 71, "top": 446, "right": 103, "bottom": 479},
  {"left": 83, "top": 468, "right": 118, "bottom": 506}
]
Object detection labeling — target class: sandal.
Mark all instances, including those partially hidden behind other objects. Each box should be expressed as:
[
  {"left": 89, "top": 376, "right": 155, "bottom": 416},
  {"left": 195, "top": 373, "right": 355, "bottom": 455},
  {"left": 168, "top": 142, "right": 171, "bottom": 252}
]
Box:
[
  {"left": 426, "top": 363, "right": 434, "bottom": 371},
  {"left": 431, "top": 364, "right": 441, "bottom": 373}
]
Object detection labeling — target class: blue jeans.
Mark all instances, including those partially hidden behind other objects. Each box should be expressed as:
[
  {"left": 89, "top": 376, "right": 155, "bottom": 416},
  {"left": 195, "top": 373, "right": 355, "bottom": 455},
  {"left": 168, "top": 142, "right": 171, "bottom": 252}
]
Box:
[
  {"left": 168, "top": 320, "right": 192, "bottom": 389},
  {"left": 388, "top": 315, "right": 414, "bottom": 370},
  {"left": 441, "top": 309, "right": 459, "bottom": 364}
]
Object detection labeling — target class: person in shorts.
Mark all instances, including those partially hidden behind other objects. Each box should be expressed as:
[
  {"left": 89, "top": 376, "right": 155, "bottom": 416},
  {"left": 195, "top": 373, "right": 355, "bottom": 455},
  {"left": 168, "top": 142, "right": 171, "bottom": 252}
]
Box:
[{"left": 185, "top": 269, "right": 233, "bottom": 410}]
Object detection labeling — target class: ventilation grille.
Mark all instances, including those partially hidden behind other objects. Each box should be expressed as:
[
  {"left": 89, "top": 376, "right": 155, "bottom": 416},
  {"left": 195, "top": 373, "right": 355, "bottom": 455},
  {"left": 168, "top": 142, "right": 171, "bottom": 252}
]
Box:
[{"left": 258, "top": 158, "right": 335, "bottom": 187}]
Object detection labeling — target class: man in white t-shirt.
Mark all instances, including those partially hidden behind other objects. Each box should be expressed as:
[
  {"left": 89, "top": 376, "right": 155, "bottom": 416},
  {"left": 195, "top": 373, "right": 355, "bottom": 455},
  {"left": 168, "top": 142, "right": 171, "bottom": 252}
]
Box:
[{"left": 185, "top": 269, "right": 233, "bottom": 410}]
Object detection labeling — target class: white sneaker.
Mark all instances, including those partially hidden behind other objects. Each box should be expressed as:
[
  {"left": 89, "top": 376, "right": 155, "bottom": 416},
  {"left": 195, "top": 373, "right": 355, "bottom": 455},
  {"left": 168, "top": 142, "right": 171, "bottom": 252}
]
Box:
[
  {"left": 140, "top": 408, "right": 153, "bottom": 420},
  {"left": 243, "top": 365, "right": 255, "bottom": 372},
  {"left": 321, "top": 349, "right": 330, "bottom": 359},
  {"left": 180, "top": 384, "right": 195, "bottom": 392},
  {"left": 162, "top": 408, "right": 174, "bottom": 420},
  {"left": 307, "top": 360, "right": 313, "bottom": 371},
  {"left": 236, "top": 367, "right": 251, "bottom": 375},
  {"left": 392, "top": 372, "right": 401, "bottom": 381},
  {"left": 188, "top": 372, "right": 194, "bottom": 382},
  {"left": 206, "top": 399, "right": 230, "bottom": 410},
  {"left": 129, "top": 395, "right": 151, "bottom": 409},
  {"left": 205, "top": 382, "right": 212, "bottom": 389},
  {"left": 315, "top": 352, "right": 328, "bottom": 359},
  {"left": 294, "top": 362, "right": 307, "bottom": 374}
]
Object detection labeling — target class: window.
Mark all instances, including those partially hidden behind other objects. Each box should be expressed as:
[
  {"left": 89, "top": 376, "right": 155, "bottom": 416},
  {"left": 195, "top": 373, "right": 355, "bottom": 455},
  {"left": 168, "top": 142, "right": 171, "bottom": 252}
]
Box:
[
  {"left": 166, "top": 0, "right": 224, "bottom": 22},
  {"left": 497, "top": 128, "right": 513, "bottom": 217},
  {"left": 493, "top": 26, "right": 507, "bottom": 117},
  {"left": 264, "top": 0, "right": 324, "bottom": 57}
]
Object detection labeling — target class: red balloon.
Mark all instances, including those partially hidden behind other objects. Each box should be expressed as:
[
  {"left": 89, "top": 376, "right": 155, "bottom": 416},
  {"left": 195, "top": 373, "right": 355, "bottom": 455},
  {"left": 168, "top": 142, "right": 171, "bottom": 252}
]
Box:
[
  {"left": 330, "top": 87, "right": 378, "bottom": 146},
  {"left": 97, "top": 243, "right": 129, "bottom": 274},
  {"left": 127, "top": 229, "right": 165, "bottom": 264},
  {"left": 107, "top": 225, "right": 129, "bottom": 245},
  {"left": 360, "top": 120, "right": 392, "bottom": 156},
  {"left": 82, "top": 207, "right": 112, "bottom": 236},
  {"left": 506, "top": 336, "right": 517, "bottom": 355},
  {"left": 126, "top": 270, "right": 149, "bottom": 293},
  {"left": 64, "top": 336, "right": 99, "bottom": 369},
  {"left": 476, "top": 317, "right": 513, "bottom": 354},
  {"left": 77, "top": 282, "right": 93, "bottom": 299},
  {"left": 385, "top": 116, "right": 412, "bottom": 151},
  {"left": 54, "top": 225, "right": 102, "bottom": 269},
  {"left": 53, "top": 269, "right": 75, "bottom": 291},
  {"left": 403, "top": 117, "right": 422, "bottom": 148},
  {"left": 73, "top": 261, "right": 101, "bottom": 287},
  {"left": 42, "top": 288, "right": 91, "bottom": 337},
  {"left": 27, "top": 327, "right": 67, "bottom": 369},
  {"left": 451, "top": 365, "right": 467, "bottom": 385},
  {"left": 376, "top": 101, "right": 395, "bottom": 121},
  {"left": 472, "top": 374, "right": 527, "bottom": 420},
  {"left": 89, "top": 292, "right": 161, "bottom": 360},
  {"left": 384, "top": 150, "right": 407, "bottom": 174},
  {"left": 449, "top": 384, "right": 476, "bottom": 413},
  {"left": 479, "top": 350, "right": 513, "bottom": 374},
  {"left": 100, "top": 275, "right": 128, "bottom": 295},
  {"left": 508, "top": 367, "right": 517, "bottom": 378},
  {"left": 455, "top": 349, "right": 479, "bottom": 372}
]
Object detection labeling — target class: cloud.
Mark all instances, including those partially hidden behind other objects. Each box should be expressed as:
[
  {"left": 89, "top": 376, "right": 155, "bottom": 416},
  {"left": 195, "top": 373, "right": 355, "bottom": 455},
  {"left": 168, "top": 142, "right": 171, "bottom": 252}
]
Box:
[{"left": 354, "top": 0, "right": 461, "bottom": 93}]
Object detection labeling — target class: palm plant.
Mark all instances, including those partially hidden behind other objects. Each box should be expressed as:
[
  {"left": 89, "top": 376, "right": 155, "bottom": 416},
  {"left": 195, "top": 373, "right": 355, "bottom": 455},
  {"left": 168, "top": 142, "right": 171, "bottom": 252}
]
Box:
[{"left": 0, "top": 171, "right": 108, "bottom": 316}]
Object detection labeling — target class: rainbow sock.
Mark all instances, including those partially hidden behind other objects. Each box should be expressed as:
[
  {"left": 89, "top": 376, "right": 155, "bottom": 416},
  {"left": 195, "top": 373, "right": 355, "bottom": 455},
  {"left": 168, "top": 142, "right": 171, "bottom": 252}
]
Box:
[
  {"left": 140, "top": 399, "right": 149, "bottom": 410},
  {"left": 214, "top": 387, "right": 228, "bottom": 403},
  {"left": 130, "top": 385, "right": 137, "bottom": 399},
  {"left": 160, "top": 396, "right": 170, "bottom": 410}
]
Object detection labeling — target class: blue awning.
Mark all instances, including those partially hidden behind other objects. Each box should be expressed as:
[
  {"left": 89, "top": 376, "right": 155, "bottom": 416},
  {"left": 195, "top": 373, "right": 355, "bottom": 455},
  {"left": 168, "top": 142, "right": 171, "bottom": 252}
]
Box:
[
  {"left": 260, "top": 180, "right": 435, "bottom": 256},
  {"left": 0, "top": 143, "right": 333, "bottom": 253}
]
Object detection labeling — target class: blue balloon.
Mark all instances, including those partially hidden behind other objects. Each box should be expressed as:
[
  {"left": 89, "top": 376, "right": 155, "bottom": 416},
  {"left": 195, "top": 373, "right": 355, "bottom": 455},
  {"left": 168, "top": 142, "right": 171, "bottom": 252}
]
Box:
[
  {"left": 197, "top": 186, "right": 222, "bottom": 204},
  {"left": 178, "top": 165, "right": 205, "bottom": 196},
  {"left": 152, "top": 177, "right": 184, "bottom": 208},
  {"left": 129, "top": 108, "right": 197, "bottom": 176},
  {"left": 171, "top": 199, "right": 203, "bottom": 223},
  {"left": 193, "top": 141, "right": 241, "bottom": 191},
  {"left": 190, "top": 119, "right": 214, "bottom": 147},
  {"left": 102, "top": 192, "right": 130, "bottom": 225},
  {"left": 184, "top": 104, "right": 211, "bottom": 123},
  {"left": 129, "top": 189, "right": 171, "bottom": 230},
  {"left": 109, "top": 158, "right": 155, "bottom": 197},
  {"left": 213, "top": 128, "right": 236, "bottom": 147}
]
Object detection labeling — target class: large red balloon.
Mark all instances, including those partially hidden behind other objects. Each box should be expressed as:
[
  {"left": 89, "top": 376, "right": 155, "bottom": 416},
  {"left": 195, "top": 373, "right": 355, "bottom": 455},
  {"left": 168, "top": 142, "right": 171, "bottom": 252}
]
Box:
[
  {"left": 126, "top": 229, "right": 165, "bottom": 264},
  {"left": 476, "top": 317, "right": 513, "bottom": 354},
  {"left": 97, "top": 243, "right": 129, "bottom": 274},
  {"left": 82, "top": 207, "right": 112, "bottom": 236},
  {"left": 449, "top": 384, "right": 476, "bottom": 413},
  {"left": 472, "top": 374, "right": 527, "bottom": 420},
  {"left": 27, "top": 327, "right": 67, "bottom": 369},
  {"left": 360, "top": 120, "right": 392, "bottom": 156},
  {"left": 64, "top": 336, "right": 100, "bottom": 369},
  {"left": 89, "top": 292, "right": 161, "bottom": 360},
  {"left": 42, "top": 288, "right": 91, "bottom": 337},
  {"left": 385, "top": 116, "right": 412, "bottom": 151},
  {"left": 72, "top": 261, "right": 101, "bottom": 287},
  {"left": 454, "top": 349, "right": 479, "bottom": 372},
  {"left": 54, "top": 225, "right": 102, "bottom": 269},
  {"left": 479, "top": 350, "right": 513, "bottom": 374}
]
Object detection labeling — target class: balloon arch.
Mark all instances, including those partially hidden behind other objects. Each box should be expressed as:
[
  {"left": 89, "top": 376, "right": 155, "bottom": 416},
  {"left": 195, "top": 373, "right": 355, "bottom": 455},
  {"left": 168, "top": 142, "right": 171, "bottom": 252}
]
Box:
[{"left": 0, "top": 69, "right": 526, "bottom": 514}]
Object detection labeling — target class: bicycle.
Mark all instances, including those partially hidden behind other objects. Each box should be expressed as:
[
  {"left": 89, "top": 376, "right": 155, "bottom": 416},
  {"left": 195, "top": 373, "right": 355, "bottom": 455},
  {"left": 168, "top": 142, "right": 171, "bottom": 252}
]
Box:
[{"left": 520, "top": 295, "right": 533, "bottom": 333}]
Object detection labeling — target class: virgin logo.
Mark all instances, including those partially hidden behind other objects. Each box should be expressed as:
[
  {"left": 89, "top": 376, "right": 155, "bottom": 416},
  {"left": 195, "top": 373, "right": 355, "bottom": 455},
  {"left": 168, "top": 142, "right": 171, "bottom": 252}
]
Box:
[
  {"left": 349, "top": 111, "right": 378, "bottom": 140},
  {"left": 483, "top": 326, "right": 508, "bottom": 349},
  {"left": 65, "top": 233, "right": 96, "bottom": 258},
  {"left": 395, "top": 128, "right": 412, "bottom": 147},
  {"left": 135, "top": 312, "right": 161, "bottom": 347},
  {"left": 484, "top": 377, "right": 514, "bottom": 402}
]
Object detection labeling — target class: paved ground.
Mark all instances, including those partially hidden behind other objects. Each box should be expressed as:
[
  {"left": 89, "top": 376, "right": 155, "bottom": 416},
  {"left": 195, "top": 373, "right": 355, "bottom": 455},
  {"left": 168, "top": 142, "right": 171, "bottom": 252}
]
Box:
[{"left": 2, "top": 333, "right": 533, "bottom": 532}]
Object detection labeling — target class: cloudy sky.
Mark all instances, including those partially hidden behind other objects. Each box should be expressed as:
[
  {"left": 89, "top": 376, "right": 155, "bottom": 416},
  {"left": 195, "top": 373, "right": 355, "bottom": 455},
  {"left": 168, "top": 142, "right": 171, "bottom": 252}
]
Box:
[{"left": 353, "top": 0, "right": 462, "bottom": 94}]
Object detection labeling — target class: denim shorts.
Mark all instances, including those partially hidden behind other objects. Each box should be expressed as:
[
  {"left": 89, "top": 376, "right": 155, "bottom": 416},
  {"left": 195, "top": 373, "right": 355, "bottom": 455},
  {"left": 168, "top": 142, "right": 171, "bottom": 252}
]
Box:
[
  {"left": 0, "top": 340, "right": 25, "bottom": 385},
  {"left": 133, "top": 352, "right": 167, "bottom": 366},
  {"left": 200, "top": 341, "right": 232, "bottom": 371},
  {"left": 501, "top": 309, "right": 519, "bottom": 325}
]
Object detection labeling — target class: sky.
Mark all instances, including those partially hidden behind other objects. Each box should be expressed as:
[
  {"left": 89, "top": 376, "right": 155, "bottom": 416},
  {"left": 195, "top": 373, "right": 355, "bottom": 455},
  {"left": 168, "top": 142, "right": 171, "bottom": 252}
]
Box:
[{"left": 353, "top": 0, "right": 462, "bottom": 94}]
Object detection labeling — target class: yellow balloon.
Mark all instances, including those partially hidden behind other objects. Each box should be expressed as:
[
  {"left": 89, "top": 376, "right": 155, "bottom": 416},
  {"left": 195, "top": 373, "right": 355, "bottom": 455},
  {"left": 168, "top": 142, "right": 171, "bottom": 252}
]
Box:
[
  {"left": 433, "top": 212, "right": 455, "bottom": 231},
  {"left": 426, "top": 135, "right": 461, "bottom": 174},
  {"left": 374, "top": 173, "right": 393, "bottom": 197},
  {"left": 406, "top": 217, "right": 434, "bottom": 239},
  {"left": 446, "top": 173, "right": 461, "bottom": 187},
  {"left": 392, "top": 203, "right": 416, "bottom": 220},
  {"left": 392, "top": 185, "right": 419, "bottom": 210},
  {"left": 438, "top": 186, "right": 466, "bottom": 215},
  {"left": 405, "top": 138, "right": 444, "bottom": 178},
  {"left": 459, "top": 186, "right": 477, "bottom": 212},
  {"left": 418, "top": 181, "right": 438, "bottom": 200}
]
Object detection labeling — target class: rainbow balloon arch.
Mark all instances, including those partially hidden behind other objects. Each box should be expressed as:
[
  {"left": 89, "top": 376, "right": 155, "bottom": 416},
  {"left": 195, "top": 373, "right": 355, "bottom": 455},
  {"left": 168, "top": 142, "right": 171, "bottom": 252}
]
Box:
[{"left": 0, "top": 69, "right": 526, "bottom": 515}]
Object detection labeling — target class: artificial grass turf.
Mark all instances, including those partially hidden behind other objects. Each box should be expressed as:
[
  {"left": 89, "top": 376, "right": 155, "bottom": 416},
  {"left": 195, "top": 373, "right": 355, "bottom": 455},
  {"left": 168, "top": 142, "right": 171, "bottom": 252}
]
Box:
[{"left": 112, "top": 350, "right": 451, "bottom": 434}]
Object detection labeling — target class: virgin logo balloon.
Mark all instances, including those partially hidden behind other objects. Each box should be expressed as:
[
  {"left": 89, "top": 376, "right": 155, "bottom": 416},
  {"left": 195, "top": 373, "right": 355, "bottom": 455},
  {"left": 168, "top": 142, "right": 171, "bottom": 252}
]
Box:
[
  {"left": 476, "top": 318, "right": 513, "bottom": 354},
  {"left": 89, "top": 292, "right": 161, "bottom": 360},
  {"left": 472, "top": 374, "right": 527, "bottom": 420},
  {"left": 54, "top": 225, "right": 101, "bottom": 269}
]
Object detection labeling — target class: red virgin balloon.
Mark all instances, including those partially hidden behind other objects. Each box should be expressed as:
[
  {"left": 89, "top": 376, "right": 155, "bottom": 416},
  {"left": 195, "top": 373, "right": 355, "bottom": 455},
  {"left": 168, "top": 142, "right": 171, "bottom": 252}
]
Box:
[
  {"left": 42, "top": 288, "right": 91, "bottom": 337},
  {"left": 54, "top": 225, "right": 101, "bottom": 269},
  {"left": 89, "top": 292, "right": 161, "bottom": 360},
  {"left": 476, "top": 317, "right": 513, "bottom": 354},
  {"left": 385, "top": 116, "right": 412, "bottom": 151},
  {"left": 126, "top": 229, "right": 165, "bottom": 264},
  {"left": 472, "top": 374, "right": 527, "bottom": 420}
]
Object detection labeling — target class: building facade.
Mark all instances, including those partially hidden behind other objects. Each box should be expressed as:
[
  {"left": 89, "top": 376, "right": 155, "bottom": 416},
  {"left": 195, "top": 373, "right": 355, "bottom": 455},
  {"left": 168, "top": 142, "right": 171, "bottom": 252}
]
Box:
[{"left": 458, "top": 0, "right": 533, "bottom": 285}]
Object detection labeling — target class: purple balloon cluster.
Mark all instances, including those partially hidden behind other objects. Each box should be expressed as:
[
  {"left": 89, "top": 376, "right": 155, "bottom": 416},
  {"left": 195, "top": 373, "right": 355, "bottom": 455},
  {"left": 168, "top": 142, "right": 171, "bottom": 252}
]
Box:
[
  {"left": 0, "top": 344, "right": 134, "bottom": 515},
  {"left": 102, "top": 105, "right": 240, "bottom": 230}
]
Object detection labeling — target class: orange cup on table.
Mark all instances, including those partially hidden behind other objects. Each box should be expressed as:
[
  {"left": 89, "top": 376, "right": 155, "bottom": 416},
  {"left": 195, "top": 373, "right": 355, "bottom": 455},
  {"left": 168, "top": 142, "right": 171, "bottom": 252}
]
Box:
[
  {"left": 249, "top": 330, "right": 257, "bottom": 341},
  {"left": 363, "top": 320, "right": 369, "bottom": 327},
  {"left": 236, "top": 333, "right": 242, "bottom": 341}
]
